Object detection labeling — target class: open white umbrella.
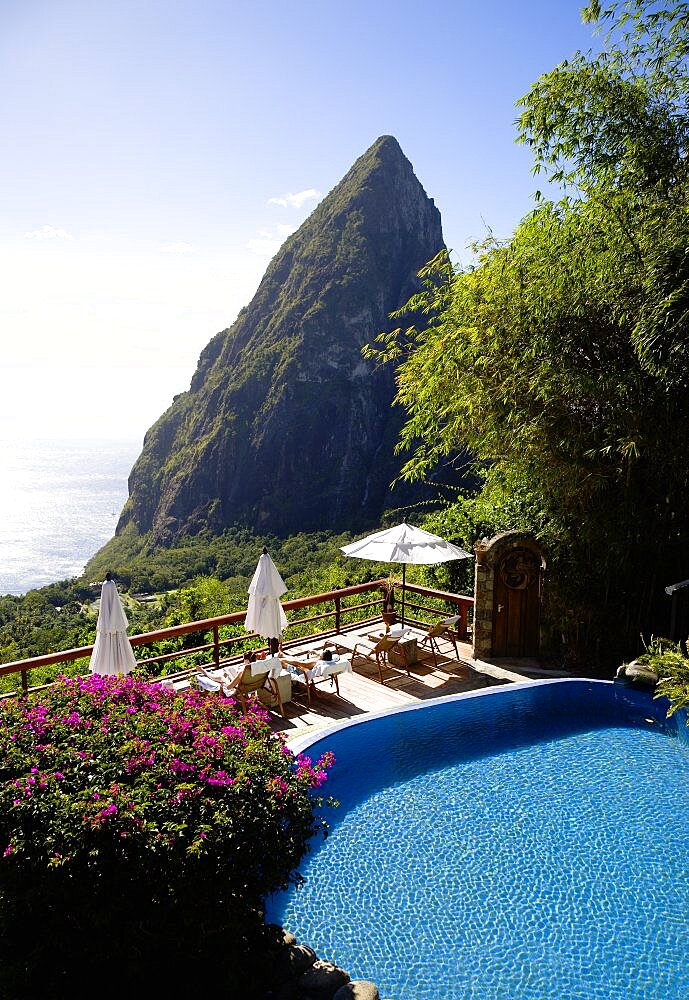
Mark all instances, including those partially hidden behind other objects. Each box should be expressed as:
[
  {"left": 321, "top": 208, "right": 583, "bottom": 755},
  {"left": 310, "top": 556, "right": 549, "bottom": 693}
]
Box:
[
  {"left": 89, "top": 573, "right": 138, "bottom": 675},
  {"left": 245, "top": 547, "right": 288, "bottom": 651},
  {"left": 340, "top": 522, "right": 472, "bottom": 624}
]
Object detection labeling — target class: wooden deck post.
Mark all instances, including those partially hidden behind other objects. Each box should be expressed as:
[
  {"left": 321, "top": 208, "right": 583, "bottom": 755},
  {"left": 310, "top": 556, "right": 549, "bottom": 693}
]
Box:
[
  {"left": 213, "top": 625, "right": 220, "bottom": 668},
  {"left": 458, "top": 603, "right": 468, "bottom": 640},
  {"left": 334, "top": 595, "right": 341, "bottom": 635}
]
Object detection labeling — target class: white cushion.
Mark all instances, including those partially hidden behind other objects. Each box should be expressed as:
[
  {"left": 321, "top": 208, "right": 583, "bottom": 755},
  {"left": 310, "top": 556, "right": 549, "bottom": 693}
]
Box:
[{"left": 196, "top": 674, "right": 220, "bottom": 692}]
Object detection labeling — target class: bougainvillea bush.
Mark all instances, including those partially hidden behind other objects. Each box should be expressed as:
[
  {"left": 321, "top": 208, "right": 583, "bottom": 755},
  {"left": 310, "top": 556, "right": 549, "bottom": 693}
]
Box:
[{"left": 0, "top": 674, "right": 333, "bottom": 996}]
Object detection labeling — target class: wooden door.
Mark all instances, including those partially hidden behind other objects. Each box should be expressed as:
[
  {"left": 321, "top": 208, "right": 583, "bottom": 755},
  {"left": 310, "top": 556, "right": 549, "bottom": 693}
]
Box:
[{"left": 492, "top": 547, "right": 541, "bottom": 657}]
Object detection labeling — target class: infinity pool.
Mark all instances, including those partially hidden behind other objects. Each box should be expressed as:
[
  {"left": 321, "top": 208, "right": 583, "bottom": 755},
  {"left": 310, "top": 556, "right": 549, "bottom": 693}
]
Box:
[{"left": 268, "top": 680, "right": 689, "bottom": 1000}]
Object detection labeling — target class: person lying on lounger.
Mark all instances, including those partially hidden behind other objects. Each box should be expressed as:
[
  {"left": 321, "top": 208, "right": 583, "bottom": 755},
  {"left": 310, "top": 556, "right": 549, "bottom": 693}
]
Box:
[{"left": 197, "top": 650, "right": 257, "bottom": 696}]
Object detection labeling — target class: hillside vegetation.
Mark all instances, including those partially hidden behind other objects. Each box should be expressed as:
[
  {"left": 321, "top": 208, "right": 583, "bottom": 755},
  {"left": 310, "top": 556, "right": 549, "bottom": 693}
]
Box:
[{"left": 0, "top": 519, "right": 475, "bottom": 681}]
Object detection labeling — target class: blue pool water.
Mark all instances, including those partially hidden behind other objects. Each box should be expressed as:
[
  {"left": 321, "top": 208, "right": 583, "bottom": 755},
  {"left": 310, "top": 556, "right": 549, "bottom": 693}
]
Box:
[{"left": 269, "top": 681, "right": 689, "bottom": 1000}]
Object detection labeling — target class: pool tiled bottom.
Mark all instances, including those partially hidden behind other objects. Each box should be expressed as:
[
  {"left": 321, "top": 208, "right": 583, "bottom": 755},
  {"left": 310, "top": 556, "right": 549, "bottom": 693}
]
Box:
[{"left": 279, "top": 722, "right": 689, "bottom": 999}]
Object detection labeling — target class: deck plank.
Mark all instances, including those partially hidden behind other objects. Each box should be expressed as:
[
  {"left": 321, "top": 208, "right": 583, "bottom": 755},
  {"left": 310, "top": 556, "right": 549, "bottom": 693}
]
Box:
[{"left": 269, "top": 625, "right": 498, "bottom": 739}]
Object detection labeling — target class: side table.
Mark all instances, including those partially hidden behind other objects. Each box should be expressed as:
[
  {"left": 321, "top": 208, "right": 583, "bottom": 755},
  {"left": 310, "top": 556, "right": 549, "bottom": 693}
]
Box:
[{"left": 388, "top": 637, "right": 418, "bottom": 668}]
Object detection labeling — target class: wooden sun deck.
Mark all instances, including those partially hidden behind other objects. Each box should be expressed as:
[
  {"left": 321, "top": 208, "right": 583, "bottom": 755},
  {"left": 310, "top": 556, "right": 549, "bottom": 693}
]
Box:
[
  {"left": 267, "top": 622, "right": 516, "bottom": 742},
  {"left": 165, "top": 613, "right": 571, "bottom": 744}
]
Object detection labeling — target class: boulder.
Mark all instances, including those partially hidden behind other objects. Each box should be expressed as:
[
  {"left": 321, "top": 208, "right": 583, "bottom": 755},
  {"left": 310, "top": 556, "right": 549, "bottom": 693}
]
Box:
[
  {"left": 265, "top": 923, "right": 297, "bottom": 948},
  {"left": 269, "top": 940, "right": 318, "bottom": 984},
  {"left": 333, "top": 981, "right": 380, "bottom": 1000},
  {"left": 299, "top": 959, "right": 350, "bottom": 999},
  {"left": 623, "top": 661, "right": 659, "bottom": 688},
  {"left": 290, "top": 944, "right": 319, "bottom": 974}
]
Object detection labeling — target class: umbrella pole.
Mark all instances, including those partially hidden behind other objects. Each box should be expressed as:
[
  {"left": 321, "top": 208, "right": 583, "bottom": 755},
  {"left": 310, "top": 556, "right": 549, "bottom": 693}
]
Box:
[{"left": 401, "top": 564, "right": 406, "bottom": 626}]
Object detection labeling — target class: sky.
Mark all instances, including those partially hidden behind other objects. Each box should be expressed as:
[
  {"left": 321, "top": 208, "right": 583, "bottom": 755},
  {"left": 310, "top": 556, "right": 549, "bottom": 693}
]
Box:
[{"left": 0, "top": 0, "right": 600, "bottom": 444}]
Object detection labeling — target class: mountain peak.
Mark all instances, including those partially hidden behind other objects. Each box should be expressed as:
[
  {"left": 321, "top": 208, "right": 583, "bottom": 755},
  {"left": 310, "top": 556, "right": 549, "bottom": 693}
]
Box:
[
  {"left": 116, "top": 138, "right": 445, "bottom": 545},
  {"left": 359, "top": 134, "right": 405, "bottom": 162}
]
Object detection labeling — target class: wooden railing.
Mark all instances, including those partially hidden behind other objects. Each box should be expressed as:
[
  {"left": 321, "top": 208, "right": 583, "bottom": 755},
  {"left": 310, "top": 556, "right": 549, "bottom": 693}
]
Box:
[
  {"left": 401, "top": 582, "right": 474, "bottom": 636},
  {"left": 0, "top": 580, "right": 474, "bottom": 697}
]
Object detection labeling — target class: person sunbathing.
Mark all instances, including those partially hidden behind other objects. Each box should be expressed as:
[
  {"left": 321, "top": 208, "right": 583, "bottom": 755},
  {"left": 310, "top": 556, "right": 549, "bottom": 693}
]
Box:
[{"left": 197, "top": 650, "right": 256, "bottom": 696}]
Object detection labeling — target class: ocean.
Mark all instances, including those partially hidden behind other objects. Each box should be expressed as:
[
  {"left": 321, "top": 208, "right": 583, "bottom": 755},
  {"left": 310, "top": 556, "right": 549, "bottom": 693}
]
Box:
[{"left": 0, "top": 438, "right": 141, "bottom": 596}]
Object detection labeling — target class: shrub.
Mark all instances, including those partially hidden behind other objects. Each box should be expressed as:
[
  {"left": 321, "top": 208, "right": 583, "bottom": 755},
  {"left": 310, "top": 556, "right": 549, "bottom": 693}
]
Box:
[
  {"left": 637, "top": 636, "right": 689, "bottom": 720},
  {"left": 0, "top": 674, "right": 334, "bottom": 997}
]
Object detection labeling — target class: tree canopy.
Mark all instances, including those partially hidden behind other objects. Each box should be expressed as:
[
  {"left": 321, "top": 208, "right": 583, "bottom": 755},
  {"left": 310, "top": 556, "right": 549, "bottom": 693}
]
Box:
[{"left": 367, "top": 0, "right": 689, "bottom": 667}]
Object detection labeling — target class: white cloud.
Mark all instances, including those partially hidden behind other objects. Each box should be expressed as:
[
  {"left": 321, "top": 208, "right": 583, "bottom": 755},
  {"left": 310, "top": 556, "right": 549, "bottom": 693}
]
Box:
[
  {"left": 160, "top": 241, "right": 196, "bottom": 254},
  {"left": 247, "top": 224, "right": 296, "bottom": 257},
  {"left": 24, "top": 225, "right": 74, "bottom": 241},
  {"left": 267, "top": 188, "right": 321, "bottom": 209}
]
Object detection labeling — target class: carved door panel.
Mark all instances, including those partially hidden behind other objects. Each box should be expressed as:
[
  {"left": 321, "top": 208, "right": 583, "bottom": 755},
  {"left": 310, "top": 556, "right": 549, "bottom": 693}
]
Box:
[{"left": 492, "top": 548, "right": 541, "bottom": 656}]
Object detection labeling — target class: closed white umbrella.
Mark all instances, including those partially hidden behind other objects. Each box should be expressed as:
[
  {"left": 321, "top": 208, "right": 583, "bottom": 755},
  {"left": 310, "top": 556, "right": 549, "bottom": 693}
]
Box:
[
  {"left": 89, "top": 573, "right": 138, "bottom": 675},
  {"left": 245, "top": 547, "right": 288, "bottom": 650},
  {"left": 340, "top": 522, "right": 472, "bottom": 624}
]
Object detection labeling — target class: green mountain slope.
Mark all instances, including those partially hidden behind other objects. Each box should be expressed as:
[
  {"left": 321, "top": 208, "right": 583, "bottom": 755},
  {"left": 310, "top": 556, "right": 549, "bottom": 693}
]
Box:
[{"left": 114, "top": 135, "right": 447, "bottom": 549}]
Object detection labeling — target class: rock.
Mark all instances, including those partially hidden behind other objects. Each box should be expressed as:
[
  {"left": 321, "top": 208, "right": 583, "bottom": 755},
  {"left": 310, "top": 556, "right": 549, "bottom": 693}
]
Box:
[
  {"left": 289, "top": 944, "right": 319, "bottom": 976},
  {"left": 272, "top": 942, "right": 318, "bottom": 982},
  {"left": 298, "top": 959, "right": 350, "bottom": 998},
  {"left": 624, "top": 661, "right": 659, "bottom": 687},
  {"left": 111, "top": 135, "right": 451, "bottom": 552},
  {"left": 265, "top": 923, "right": 297, "bottom": 948},
  {"left": 333, "top": 981, "right": 380, "bottom": 1000}
]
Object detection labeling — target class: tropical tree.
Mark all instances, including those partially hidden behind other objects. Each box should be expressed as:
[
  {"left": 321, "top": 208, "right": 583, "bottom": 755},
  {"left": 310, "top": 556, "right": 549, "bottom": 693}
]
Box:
[{"left": 367, "top": 0, "right": 689, "bottom": 668}]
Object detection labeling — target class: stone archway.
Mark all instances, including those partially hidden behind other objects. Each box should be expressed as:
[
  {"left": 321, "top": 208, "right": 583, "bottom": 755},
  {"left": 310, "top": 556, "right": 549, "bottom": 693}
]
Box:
[{"left": 472, "top": 532, "right": 546, "bottom": 660}]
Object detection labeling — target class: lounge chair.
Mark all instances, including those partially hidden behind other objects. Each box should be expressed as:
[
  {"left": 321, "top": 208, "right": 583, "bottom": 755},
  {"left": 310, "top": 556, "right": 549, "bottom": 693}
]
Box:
[
  {"left": 419, "top": 615, "right": 460, "bottom": 668},
  {"left": 328, "top": 632, "right": 410, "bottom": 685},
  {"left": 196, "top": 661, "right": 286, "bottom": 717},
  {"left": 279, "top": 652, "right": 351, "bottom": 706}
]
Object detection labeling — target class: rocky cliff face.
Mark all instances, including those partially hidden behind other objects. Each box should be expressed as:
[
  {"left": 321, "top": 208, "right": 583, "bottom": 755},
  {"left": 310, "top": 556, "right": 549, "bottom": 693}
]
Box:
[{"left": 118, "top": 135, "right": 446, "bottom": 543}]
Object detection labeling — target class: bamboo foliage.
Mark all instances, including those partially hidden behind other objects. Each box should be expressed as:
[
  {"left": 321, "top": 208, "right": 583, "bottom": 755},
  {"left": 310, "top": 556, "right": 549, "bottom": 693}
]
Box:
[{"left": 365, "top": 1, "right": 689, "bottom": 668}]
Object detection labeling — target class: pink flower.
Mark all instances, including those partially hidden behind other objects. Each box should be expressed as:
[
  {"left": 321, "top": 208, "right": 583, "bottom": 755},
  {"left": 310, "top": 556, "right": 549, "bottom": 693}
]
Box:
[{"left": 267, "top": 776, "right": 290, "bottom": 799}]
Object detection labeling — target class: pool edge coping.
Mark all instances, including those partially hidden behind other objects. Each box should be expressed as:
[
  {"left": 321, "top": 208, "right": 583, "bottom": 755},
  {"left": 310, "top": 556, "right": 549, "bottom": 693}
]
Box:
[{"left": 286, "top": 676, "right": 613, "bottom": 754}]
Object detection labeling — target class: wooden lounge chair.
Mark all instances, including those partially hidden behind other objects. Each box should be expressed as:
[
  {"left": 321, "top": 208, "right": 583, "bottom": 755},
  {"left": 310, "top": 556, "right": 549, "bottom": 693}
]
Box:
[
  {"left": 419, "top": 616, "right": 460, "bottom": 668},
  {"left": 196, "top": 662, "right": 285, "bottom": 717},
  {"left": 328, "top": 633, "right": 410, "bottom": 685},
  {"left": 278, "top": 652, "right": 350, "bottom": 706}
]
